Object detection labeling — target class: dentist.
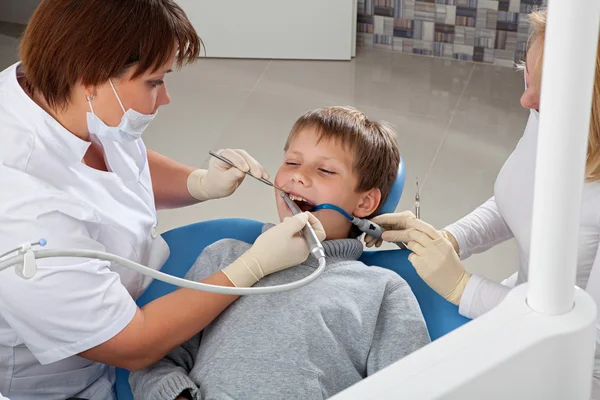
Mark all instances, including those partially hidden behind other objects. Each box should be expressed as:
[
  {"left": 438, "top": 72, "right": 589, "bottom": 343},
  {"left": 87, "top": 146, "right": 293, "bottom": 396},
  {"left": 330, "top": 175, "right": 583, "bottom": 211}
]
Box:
[{"left": 0, "top": 0, "right": 324, "bottom": 399}]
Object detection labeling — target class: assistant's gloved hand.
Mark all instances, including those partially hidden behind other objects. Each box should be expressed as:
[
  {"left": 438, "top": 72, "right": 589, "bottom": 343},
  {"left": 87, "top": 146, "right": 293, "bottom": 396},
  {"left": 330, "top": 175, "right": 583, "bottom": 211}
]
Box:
[
  {"left": 364, "top": 211, "right": 416, "bottom": 248},
  {"left": 405, "top": 218, "right": 471, "bottom": 305},
  {"left": 365, "top": 211, "right": 460, "bottom": 253},
  {"left": 187, "top": 149, "right": 268, "bottom": 201},
  {"left": 223, "top": 212, "right": 326, "bottom": 287}
]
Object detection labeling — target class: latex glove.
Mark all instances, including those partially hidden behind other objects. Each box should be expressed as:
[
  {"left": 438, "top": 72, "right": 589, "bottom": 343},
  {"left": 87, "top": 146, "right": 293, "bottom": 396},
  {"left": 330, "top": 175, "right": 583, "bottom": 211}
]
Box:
[
  {"left": 223, "top": 212, "right": 326, "bottom": 287},
  {"left": 405, "top": 218, "right": 471, "bottom": 305},
  {"left": 364, "top": 211, "right": 416, "bottom": 248},
  {"left": 187, "top": 149, "right": 268, "bottom": 201},
  {"left": 365, "top": 212, "right": 460, "bottom": 253}
]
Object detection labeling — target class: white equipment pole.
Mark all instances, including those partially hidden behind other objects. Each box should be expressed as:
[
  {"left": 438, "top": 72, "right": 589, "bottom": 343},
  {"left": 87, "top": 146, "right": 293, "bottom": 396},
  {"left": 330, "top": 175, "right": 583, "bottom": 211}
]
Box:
[{"left": 527, "top": 0, "right": 600, "bottom": 315}]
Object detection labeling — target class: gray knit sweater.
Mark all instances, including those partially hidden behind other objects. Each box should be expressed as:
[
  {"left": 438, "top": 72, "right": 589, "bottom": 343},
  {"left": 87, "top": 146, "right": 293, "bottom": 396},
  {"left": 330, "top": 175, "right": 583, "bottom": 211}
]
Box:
[{"left": 130, "top": 230, "right": 430, "bottom": 400}]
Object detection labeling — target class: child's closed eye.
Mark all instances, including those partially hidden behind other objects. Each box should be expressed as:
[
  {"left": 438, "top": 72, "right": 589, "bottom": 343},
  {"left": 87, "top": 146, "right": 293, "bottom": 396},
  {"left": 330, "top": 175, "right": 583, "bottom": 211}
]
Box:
[{"left": 319, "top": 168, "right": 335, "bottom": 175}]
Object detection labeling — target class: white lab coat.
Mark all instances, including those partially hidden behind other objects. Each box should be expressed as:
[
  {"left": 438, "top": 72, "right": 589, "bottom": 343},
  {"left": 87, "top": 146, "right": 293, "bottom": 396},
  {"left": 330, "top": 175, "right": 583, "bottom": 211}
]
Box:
[
  {"left": 0, "top": 63, "right": 169, "bottom": 399},
  {"left": 444, "top": 110, "right": 600, "bottom": 391}
]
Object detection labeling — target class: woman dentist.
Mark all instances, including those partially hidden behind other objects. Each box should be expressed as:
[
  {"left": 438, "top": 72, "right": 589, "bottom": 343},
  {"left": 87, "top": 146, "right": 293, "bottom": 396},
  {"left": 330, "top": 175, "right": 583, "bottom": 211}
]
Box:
[
  {"left": 0, "top": 0, "right": 324, "bottom": 399},
  {"left": 367, "top": 9, "right": 600, "bottom": 393}
]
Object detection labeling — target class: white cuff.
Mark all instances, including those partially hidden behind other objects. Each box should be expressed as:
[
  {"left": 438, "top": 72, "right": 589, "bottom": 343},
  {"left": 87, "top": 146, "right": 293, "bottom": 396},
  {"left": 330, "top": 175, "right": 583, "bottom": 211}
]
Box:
[
  {"left": 459, "top": 274, "right": 511, "bottom": 319},
  {"left": 444, "top": 223, "right": 469, "bottom": 260},
  {"left": 459, "top": 274, "right": 484, "bottom": 318}
]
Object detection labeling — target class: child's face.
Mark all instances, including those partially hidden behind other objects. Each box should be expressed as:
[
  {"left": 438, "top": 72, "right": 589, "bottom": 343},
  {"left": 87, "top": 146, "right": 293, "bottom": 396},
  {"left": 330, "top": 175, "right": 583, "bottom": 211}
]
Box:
[{"left": 274, "top": 128, "right": 380, "bottom": 240}]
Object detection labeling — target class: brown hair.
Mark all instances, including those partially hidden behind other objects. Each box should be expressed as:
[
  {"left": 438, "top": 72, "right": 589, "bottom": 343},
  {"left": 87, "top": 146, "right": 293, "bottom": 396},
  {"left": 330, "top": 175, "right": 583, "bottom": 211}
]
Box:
[
  {"left": 284, "top": 106, "right": 401, "bottom": 216},
  {"left": 20, "top": 0, "right": 202, "bottom": 110},
  {"left": 526, "top": 9, "right": 600, "bottom": 181}
]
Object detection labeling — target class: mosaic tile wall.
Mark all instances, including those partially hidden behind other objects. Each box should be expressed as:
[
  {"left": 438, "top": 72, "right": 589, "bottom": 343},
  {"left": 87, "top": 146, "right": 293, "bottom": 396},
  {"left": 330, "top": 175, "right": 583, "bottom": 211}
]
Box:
[{"left": 357, "top": 0, "right": 546, "bottom": 67}]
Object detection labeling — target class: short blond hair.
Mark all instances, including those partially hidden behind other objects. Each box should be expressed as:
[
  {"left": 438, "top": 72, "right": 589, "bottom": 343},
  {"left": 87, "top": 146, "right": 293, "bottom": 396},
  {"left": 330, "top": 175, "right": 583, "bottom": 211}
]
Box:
[
  {"left": 284, "top": 106, "right": 400, "bottom": 216},
  {"left": 527, "top": 10, "right": 600, "bottom": 181}
]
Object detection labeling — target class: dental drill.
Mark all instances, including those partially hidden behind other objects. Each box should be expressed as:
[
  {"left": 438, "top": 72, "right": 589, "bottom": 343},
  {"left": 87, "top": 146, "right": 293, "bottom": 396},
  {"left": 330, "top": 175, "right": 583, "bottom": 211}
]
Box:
[{"left": 281, "top": 192, "right": 326, "bottom": 260}]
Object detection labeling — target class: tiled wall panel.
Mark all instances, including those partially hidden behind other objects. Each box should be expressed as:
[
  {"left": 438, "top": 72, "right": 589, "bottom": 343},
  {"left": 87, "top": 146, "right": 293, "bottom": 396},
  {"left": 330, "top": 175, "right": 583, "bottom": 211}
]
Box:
[{"left": 357, "top": 0, "right": 547, "bottom": 66}]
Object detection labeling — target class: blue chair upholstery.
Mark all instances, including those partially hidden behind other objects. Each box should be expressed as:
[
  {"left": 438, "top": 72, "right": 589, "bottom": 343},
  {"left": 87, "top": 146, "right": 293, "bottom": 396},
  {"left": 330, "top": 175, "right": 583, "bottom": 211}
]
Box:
[
  {"left": 379, "top": 159, "right": 405, "bottom": 214},
  {"left": 116, "top": 218, "right": 470, "bottom": 399}
]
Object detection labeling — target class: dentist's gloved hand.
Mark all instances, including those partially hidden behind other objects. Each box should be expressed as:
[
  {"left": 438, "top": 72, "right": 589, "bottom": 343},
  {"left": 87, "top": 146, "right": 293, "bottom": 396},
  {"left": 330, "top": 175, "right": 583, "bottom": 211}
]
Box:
[
  {"left": 405, "top": 218, "right": 471, "bottom": 305},
  {"left": 223, "top": 212, "right": 326, "bottom": 287},
  {"left": 187, "top": 149, "right": 268, "bottom": 201}
]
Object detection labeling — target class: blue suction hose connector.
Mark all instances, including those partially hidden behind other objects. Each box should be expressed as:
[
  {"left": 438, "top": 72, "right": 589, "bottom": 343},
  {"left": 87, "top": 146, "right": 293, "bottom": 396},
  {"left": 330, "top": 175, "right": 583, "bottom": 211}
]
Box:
[{"left": 311, "top": 204, "right": 385, "bottom": 239}]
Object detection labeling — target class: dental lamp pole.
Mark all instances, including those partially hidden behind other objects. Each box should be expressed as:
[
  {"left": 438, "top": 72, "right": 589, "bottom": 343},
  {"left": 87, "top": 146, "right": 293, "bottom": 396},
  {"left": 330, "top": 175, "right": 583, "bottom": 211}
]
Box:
[{"left": 527, "top": 0, "right": 600, "bottom": 315}]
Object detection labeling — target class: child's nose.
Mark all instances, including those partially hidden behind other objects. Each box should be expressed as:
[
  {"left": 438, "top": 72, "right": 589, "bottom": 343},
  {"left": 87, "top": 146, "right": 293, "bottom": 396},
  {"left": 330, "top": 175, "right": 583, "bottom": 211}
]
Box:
[{"left": 291, "top": 167, "right": 311, "bottom": 186}]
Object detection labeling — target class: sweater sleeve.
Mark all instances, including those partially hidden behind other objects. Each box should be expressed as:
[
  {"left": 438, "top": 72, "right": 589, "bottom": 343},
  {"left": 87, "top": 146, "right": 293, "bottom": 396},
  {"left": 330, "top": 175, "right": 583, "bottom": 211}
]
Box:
[
  {"left": 129, "top": 241, "right": 248, "bottom": 400},
  {"left": 444, "top": 197, "right": 514, "bottom": 260},
  {"left": 366, "top": 280, "right": 431, "bottom": 375},
  {"left": 129, "top": 334, "right": 202, "bottom": 400}
]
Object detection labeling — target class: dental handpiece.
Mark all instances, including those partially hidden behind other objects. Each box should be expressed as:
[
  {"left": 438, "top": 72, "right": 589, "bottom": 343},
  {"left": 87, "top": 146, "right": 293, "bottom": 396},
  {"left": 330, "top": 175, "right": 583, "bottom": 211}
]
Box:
[{"left": 280, "top": 192, "right": 326, "bottom": 260}]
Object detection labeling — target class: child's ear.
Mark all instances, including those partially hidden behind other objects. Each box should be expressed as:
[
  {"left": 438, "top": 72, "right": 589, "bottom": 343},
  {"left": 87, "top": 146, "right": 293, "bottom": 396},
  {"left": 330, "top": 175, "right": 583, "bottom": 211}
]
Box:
[{"left": 353, "top": 188, "right": 381, "bottom": 218}]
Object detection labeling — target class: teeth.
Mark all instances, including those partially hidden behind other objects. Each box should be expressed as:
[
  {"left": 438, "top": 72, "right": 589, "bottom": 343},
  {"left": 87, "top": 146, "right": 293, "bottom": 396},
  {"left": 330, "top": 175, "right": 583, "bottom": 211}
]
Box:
[{"left": 288, "top": 194, "right": 309, "bottom": 203}]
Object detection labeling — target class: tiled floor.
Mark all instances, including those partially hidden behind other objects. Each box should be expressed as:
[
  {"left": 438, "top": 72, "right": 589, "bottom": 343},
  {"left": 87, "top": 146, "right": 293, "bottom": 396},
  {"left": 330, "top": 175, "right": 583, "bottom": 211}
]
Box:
[{"left": 0, "top": 22, "right": 528, "bottom": 282}]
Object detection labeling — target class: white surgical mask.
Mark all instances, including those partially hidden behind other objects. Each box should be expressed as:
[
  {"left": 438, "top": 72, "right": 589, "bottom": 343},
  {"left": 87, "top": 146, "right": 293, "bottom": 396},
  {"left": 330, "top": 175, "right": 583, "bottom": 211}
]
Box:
[{"left": 86, "top": 79, "right": 157, "bottom": 143}]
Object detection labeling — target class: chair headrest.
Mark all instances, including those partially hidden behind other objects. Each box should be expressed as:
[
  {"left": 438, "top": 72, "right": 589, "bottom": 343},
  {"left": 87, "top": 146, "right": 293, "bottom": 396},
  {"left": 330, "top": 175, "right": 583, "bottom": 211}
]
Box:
[{"left": 378, "top": 157, "right": 405, "bottom": 215}]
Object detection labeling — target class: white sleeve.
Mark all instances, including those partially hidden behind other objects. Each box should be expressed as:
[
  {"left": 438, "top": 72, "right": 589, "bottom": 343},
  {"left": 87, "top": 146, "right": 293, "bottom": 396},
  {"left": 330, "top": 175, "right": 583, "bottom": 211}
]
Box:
[
  {"left": 458, "top": 275, "right": 512, "bottom": 319},
  {"left": 583, "top": 241, "right": 600, "bottom": 387},
  {"left": 444, "top": 196, "right": 514, "bottom": 260},
  {"left": 0, "top": 207, "right": 137, "bottom": 365}
]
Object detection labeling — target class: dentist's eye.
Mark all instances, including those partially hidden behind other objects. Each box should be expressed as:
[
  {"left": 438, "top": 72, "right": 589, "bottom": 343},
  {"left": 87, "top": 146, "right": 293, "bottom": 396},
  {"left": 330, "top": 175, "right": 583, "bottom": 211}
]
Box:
[{"left": 148, "top": 80, "right": 164, "bottom": 88}]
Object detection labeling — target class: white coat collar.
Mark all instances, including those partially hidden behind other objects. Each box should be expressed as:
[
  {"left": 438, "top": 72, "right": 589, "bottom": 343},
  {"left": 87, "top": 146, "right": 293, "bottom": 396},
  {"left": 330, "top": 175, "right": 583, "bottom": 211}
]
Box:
[{"left": 7, "top": 62, "right": 91, "bottom": 164}]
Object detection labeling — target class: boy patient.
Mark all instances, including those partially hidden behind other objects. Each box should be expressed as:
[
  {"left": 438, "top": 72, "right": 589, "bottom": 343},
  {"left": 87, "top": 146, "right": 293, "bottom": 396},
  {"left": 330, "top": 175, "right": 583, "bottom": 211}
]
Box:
[{"left": 130, "top": 107, "right": 430, "bottom": 399}]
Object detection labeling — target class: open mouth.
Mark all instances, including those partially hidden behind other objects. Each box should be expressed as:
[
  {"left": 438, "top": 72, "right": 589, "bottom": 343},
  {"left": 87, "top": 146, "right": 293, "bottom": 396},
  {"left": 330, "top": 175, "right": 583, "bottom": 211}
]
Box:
[{"left": 287, "top": 193, "right": 316, "bottom": 212}]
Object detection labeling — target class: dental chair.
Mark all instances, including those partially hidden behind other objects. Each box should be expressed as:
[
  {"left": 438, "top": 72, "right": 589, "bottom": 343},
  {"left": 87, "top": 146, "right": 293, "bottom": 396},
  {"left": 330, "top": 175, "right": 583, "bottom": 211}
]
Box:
[{"left": 115, "top": 159, "right": 470, "bottom": 399}]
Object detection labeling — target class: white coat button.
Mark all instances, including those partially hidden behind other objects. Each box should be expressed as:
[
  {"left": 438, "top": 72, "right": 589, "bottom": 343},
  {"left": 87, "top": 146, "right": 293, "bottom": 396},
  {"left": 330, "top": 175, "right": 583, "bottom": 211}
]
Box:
[{"left": 151, "top": 226, "right": 158, "bottom": 238}]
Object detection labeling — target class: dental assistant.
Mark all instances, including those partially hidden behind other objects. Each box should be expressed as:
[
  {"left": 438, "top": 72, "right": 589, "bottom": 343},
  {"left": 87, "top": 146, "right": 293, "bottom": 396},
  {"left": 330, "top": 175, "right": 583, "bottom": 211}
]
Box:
[
  {"left": 368, "top": 9, "right": 600, "bottom": 393},
  {"left": 0, "top": 1, "right": 325, "bottom": 399}
]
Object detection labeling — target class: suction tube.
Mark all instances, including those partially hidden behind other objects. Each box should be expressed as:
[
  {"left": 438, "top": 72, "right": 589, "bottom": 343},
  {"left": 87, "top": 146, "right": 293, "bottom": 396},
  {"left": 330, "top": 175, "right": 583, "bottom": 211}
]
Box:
[{"left": 311, "top": 204, "right": 385, "bottom": 239}]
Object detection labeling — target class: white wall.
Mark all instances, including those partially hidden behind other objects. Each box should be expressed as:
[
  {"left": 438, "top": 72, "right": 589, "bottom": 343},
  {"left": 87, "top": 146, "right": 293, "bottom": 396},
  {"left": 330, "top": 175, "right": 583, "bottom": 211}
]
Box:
[
  {"left": 178, "top": 0, "right": 355, "bottom": 60},
  {"left": 0, "top": 1, "right": 357, "bottom": 60},
  {"left": 0, "top": 0, "right": 41, "bottom": 24}
]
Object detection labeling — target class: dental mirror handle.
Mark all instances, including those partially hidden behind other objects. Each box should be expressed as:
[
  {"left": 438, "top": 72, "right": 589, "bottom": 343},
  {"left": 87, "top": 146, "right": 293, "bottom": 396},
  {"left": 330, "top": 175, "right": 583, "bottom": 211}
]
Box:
[{"left": 209, "top": 150, "right": 287, "bottom": 193}]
